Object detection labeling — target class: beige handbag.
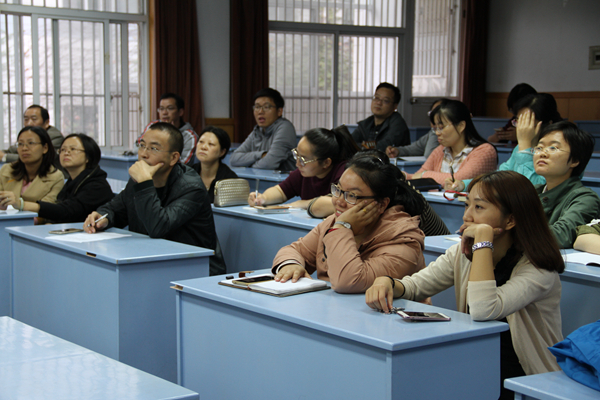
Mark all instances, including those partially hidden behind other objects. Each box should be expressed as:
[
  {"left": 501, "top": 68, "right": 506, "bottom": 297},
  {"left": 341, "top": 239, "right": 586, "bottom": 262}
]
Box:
[{"left": 213, "top": 178, "right": 250, "bottom": 207}]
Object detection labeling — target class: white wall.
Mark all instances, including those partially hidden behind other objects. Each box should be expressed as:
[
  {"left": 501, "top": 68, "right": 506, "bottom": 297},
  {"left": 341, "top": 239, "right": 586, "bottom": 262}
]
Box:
[
  {"left": 196, "top": 0, "right": 230, "bottom": 118},
  {"left": 487, "top": 0, "right": 600, "bottom": 92}
]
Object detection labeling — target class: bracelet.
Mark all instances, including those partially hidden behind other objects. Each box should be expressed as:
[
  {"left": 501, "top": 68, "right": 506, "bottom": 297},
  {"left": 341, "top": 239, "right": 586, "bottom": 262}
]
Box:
[
  {"left": 19, "top": 197, "right": 24, "bottom": 211},
  {"left": 306, "top": 197, "right": 319, "bottom": 218},
  {"left": 472, "top": 241, "right": 494, "bottom": 253},
  {"left": 385, "top": 275, "right": 395, "bottom": 288}
]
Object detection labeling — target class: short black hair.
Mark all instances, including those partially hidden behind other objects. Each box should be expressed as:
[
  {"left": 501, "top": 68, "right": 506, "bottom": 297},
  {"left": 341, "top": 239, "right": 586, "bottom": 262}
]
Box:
[
  {"left": 26, "top": 104, "right": 50, "bottom": 123},
  {"left": 147, "top": 122, "right": 184, "bottom": 154},
  {"left": 160, "top": 93, "right": 185, "bottom": 110},
  {"left": 62, "top": 133, "right": 102, "bottom": 169},
  {"left": 253, "top": 88, "right": 285, "bottom": 109},
  {"left": 507, "top": 83, "right": 537, "bottom": 114},
  {"left": 200, "top": 125, "right": 231, "bottom": 161},
  {"left": 10, "top": 126, "right": 57, "bottom": 180},
  {"left": 512, "top": 93, "right": 561, "bottom": 133},
  {"left": 376, "top": 82, "right": 401, "bottom": 104},
  {"left": 538, "top": 121, "right": 595, "bottom": 178}
]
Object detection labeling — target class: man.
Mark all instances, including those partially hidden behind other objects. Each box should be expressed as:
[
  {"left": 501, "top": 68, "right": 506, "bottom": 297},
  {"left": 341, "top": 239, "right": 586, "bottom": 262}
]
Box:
[
  {"left": 84, "top": 122, "right": 225, "bottom": 275},
  {"left": 230, "top": 88, "right": 296, "bottom": 171},
  {"left": 0, "top": 105, "right": 64, "bottom": 162},
  {"left": 352, "top": 82, "right": 410, "bottom": 152},
  {"left": 140, "top": 93, "right": 199, "bottom": 165}
]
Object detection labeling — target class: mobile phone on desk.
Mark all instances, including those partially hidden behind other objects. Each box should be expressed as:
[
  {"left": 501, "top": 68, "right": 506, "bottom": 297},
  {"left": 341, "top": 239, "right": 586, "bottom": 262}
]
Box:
[
  {"left": 232, "top": 275, "right": 274, "bottom": 285},
  {"left": 48, "top": 228, "right": 84, "bottom": 235},
  {"left": 397, "top": 311, "right": 451, "bottom": 321}
]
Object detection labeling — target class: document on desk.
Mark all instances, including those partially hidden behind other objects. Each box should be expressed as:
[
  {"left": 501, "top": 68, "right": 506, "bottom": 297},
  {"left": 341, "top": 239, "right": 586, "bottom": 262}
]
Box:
[
  {"left": 46, "top": 232, "right": 131, "bottom": 243},
  {"left": 563, "top": 252, "right": 600, "bottom": 267},
  {"left": 219, "top": 274, "right": 329, "bottom": 297},
  {"left": 398, "top": 156, "right": 427, "bottom": 162}
]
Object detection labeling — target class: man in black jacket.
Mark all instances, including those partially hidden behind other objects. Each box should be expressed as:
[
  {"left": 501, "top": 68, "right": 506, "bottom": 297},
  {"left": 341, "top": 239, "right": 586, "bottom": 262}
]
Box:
[{"left": 84, "top": 122, "right": 225, "bottom": 275}]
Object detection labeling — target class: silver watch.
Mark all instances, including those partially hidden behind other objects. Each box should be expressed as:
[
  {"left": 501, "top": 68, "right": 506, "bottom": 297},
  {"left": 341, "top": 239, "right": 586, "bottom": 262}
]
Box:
[
  {"left": 472, "top": 241, "right": 494, "bottom": 252},
  {"left": 334, "top": 221, "right": 352, "bottom": 230}
]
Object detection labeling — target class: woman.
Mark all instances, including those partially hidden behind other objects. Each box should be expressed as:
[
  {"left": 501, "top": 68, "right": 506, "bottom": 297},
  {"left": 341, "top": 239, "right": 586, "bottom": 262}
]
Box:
[
  {"left": 12, "top": 133, "right": 114, "bottom": 223},
  {"left": 192, "top": 126, "right": 238, "bottom": 203},
  {"left": 449, "top": 93, "right": 561, "bottom": 191},
  {"left": 407, "top": 99, "right": 497, "bottom": 185},
  {"left": 248, "top": 126, "right": 359, "bottom": 211},
  {"left": 488, "top": 83, "right": 537, "bottom": 143},
  {"left": 366, "top": 171, "right": 564, "bottom": 399},
  {"left": 532, "top": 121, "right": 600, "bottom": 248},
  {"left": 271, "top": 151, "right": 426, "bottom": 293},
  {"left": 0, "top": 126, "right": 64, "bottom": 213}
]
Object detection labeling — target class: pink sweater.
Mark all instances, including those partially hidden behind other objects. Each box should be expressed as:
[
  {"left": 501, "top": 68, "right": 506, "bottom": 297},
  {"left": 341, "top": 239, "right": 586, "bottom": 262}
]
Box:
[{"left": 409, "top": 143, "right": 498, "bottom": 184}]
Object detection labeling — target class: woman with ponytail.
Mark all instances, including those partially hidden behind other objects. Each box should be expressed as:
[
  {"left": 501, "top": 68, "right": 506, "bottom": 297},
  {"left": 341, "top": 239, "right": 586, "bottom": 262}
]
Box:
[{"left": 248, "top": 126, "right": 359, "bottom": 209}]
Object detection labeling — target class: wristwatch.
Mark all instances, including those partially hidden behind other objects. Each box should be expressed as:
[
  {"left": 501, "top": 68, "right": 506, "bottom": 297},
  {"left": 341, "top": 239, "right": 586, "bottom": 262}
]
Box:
[{"left": 334, "top": 221, "right": 352, "bottom": 230}]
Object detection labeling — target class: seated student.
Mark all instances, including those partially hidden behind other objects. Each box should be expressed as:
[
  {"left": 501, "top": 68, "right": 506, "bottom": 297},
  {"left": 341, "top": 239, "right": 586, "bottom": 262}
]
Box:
[
  {"left": 448, "top": 93, "right": 561, "bottom": 191},
  {"left": 0, "top": 104, "right": 64, "bottom": 163},
  {"left": 488, "top": 83, "right": 537, "bottom": 144},
  {"left": 0, "top": 126, "right": 64, "bottom": 213},
  {"left": 16, "top": 133, "right": 114, "bottom": 223},
  {"left": 573, "top": 219, "right": 600, "bottom": 255},
  {"left": 532, "top": 121, "right": 600, "bottom": 248},
  {"left": 270, "top": 151, "right": 426, "bottom": 294},
  {"left": 366, "top": 171, "right": 564, "bottom": 400},
  {"left": 407, "top": 99, "right": 497, "bottom": 185},
  {"left": 351, "top": 82, "right": 410, "bottom": 152},
  {"left": 248, "top": 126, "right": 359, "bottom": 210},
  {"left": 192, "top": 126, "right": 238, "bottom": 203},
  {"left": 308, "top": 150, "right": 450, "bottom": 236},
  {"left": 84, "top": 122, "right": 226, "bottom": 276},
  {"left": 386, "top": 98, "right": 447, "bottom": 160},
  {"left": 230, "top": 88, "right": 297, "bottom": 171}
]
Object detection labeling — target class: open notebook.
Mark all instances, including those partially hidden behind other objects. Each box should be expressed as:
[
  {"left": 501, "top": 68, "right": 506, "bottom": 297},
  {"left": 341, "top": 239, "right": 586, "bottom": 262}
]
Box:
[{"left": 219, "top": 273, "right": 329, "bottom": 297}]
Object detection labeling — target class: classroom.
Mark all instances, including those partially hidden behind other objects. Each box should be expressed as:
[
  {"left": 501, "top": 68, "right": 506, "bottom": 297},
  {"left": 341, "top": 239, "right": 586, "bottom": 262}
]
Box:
[{"left": 1, "top": 1, "right": 600, "bottom": 399}]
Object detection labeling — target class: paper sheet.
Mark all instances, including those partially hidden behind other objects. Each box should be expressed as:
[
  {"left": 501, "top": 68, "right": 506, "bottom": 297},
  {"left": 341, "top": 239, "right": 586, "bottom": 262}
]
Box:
[
  {"left": 562, "top": 252, "right": 600, "bottom": 266},
  {"left": 46, "top": 232, "right": 131, "bottom": 243}
]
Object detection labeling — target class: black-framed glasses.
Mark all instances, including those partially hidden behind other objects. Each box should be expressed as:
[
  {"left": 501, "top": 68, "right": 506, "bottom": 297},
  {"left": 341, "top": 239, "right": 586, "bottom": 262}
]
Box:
[
  {"left": 136, "top": 141, "right": 172, "bottom": 154},
  {"left": 331, "top": 183, "right": 376, "bottom": 205},
  {"left": 291, "top": 148, "right": 319, "bottom": 167},
  {"left": 252, "top": 104, "right": 276, "bottom": 112}
]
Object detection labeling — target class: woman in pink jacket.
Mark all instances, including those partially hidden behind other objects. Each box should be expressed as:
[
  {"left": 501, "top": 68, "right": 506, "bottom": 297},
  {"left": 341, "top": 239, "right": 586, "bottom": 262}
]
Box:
[
  {"left": 271, "top": 150, "right": 426, "bottom": 293},
  {"left": 408, "top": 99, "right": 497, "bottom": 186}
]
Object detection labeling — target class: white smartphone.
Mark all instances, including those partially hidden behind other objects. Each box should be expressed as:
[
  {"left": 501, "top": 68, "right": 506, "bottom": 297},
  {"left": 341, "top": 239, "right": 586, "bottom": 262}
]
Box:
[{"left": 397, "top": 311, "right": 451, "bottom": 321}]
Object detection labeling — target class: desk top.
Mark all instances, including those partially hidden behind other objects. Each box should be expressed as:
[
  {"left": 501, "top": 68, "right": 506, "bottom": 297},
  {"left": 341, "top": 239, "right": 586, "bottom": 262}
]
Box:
[
  {"left": 212, "top": 205, "right": 321, "bottom": 230},
  {"left": 230, "top": 167, "right": 290, "bottom": 182},
  {"left": 504, "top": 371, "right": 600, "bottom": 400},
  {"left": 421, "top": 191, "right": 465, "bottom": 206},
  {"left": 101, "top": 152, "right": 138, "bottom": 162},
  {"left": 582, "top": 170, "right": 600, "bottom": 183},
  {"left": 0, "top": 210, "right": 37, "bottom": 220},
  {"left": 173, "top": 271, "right": 507, "bottom": 352},
  {"left": 0, "top": 317, "right": 198, "bottom": 400},
  {"left": 6, "top": 223, "right": 213, "bottom": 265}
]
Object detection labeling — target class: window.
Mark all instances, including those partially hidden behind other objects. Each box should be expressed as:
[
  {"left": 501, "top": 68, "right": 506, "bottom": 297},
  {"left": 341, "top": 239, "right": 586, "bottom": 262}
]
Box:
[{"left": 0, "top": 1, "right": 147, "bottom": 150}]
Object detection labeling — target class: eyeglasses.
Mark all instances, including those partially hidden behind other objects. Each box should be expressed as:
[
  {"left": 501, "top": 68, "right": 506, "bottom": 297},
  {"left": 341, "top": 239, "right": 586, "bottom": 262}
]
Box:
[
  {"left": 16, "top": 141, "right": 42, "bottom": 148},
  {"left": 372, "top": 96, "right": 393, "bottom": 105},
  {"left": 157, "top": 106, "right": 178, "bottom": 112},
  {"left": 58, "top": 147, "right": 85, "bottom": 155},
  {"left": 530, "top": 145, "right": 570, "bottom": 155},
  {"left": 434, "top": 123, "right": 453, "bottom": 133},
  {"left": 510, "top": 117, "right": 518, "bottom": 127},
  {"left": 252, "top": 104, "right": 276, "bottom": 112},
  {"left": 331, "top": 183, "right": 376, "bottom": 205},
  {"left": 291, "top": 148, "right": 319, "bottom": 167},
  {"left": 136, "top": 142, "right": 172, "bottom": 154}
]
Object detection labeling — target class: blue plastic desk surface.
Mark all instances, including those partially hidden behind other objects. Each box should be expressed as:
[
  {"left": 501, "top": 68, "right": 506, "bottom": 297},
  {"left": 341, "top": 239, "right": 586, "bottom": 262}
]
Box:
[
  {"left": 504, "top": 371, "right": 600, "bottom": 400},
  {"left": 212, "top": 205, "right": 320, "bottom": 230},
  {"left": 100, "top": 153, "right": 138, "bottom": 161},
  {"left": 0, "top": 210, "right": 38, "bottom": 220},
  {"left": 229, "top": 166, "right": 290, "bottom": 181},
  {"left": 172, "top": 272, "right": 507, "bottom": 352},
  {"left": 6, "top": 223, "right": 213, "bottom": 264},
  {"left": 0, "top": 317, "right": 198, "bottom": 400}
]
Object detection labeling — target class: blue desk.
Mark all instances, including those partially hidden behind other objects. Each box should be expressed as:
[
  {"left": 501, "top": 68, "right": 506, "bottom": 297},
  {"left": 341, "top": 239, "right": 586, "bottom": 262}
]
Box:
[
  {"left": 229, "top": 166, "right": 290, "bottom": 193},
  {"left": 472, "top": 117, "right": 507, "bottom": 139},
  {"left": 504, "top": 371, "right": 600, "bottom": 400},
  {"left": 423, "top": 235, "right": 600, "bottom": 337},
  {"left": 172, "top": 273, "right": 508, "bottom": 400},
  {"left": 99, "top": 153, "right": 138, "bottom": 181},
  {"left": 0, "top": 316, "right": 198, "bottom": 400},
  {"left": 421, "top": 192, "right": 464, "bottom": 234},
  {"left": 213, "top": 205, "right": 319, "bottom": 273},
  {"left": 586, "top": 152, "right": 600, "bottom": 171},
  {"left": 107, "top": 177, "right": 128, "bottom": 194},
  {"left": 582, "top": 171, "right": 600, "bottom": 195},
  {"left": 7, "top": 223, "right": 213, "bottom": 383},
  {"left": 395, "top": 158, "right": 424, "bottom": 174},
  {"left": 0, "top": 210, "right": 36, "bottom": 317},
  {"left": 494, "top": 144, "right": 517, "bottom": 164}
]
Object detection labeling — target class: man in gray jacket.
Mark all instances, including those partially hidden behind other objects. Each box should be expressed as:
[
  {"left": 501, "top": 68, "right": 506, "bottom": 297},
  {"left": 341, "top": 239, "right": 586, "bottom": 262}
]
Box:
[
  {"left": 230, "top": 88, "right": 296, "bottom": 171},
  {"left": 0, "top": 105, "right": 63, "bottom": 162}
]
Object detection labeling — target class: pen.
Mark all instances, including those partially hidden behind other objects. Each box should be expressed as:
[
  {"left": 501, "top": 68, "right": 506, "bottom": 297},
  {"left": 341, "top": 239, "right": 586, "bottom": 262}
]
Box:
[
  {"left": 450, "top": 165, "right": 455, "bottom": 183},
  {"left": 87, "top": 213, "right": 108, "bottom": 227}
]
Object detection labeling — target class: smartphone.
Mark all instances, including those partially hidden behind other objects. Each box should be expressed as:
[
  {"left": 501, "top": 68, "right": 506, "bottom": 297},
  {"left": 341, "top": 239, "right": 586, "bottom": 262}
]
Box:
[
  {"left": 397, "top": 311, "right": 451, "bottom": 321},
  {"left": 232, "top": 275, "right": 274, "bottom": 286},
  {"left": 49, "top": 228, "right": 84, "bottom": 235}
]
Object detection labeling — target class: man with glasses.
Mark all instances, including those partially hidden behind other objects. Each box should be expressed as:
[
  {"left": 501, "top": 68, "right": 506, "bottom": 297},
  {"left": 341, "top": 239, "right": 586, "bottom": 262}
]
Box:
[
  {"left": 84, "top": 122, "right": 225, "bottom": 276},
  {"left": 351, "top": 82, "right": 410, "bottom": 152},
  {"left": 230, "top": 87, "right": 296, "bottom": 171},
  {"left": 139, "top": 93, "right": 199, "bottom": 165},
  {"left": 0, "top": 105, "right": 64, "bottom": 163}
]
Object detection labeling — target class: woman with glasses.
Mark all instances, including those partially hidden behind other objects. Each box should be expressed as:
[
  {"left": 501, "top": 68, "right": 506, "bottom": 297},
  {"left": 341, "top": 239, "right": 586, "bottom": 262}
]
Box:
[
  {"left": 448, "top": 93, "right": 561, "bottom": 192},
  {"left": 5, "top": 133, "right": 114, "bottom": 223},
  {"left": 366, "top": 171, "right": 564, "bottom": 399},
  {"left": 0, "top": 126, "right": 64, "bottom": 215},
  {"left": 531, "top": 121, "right": 600, "bottom": 248},
  {"left": 248, "top": 126, "right": 359, "bottom": 212},
  {"left": 407, "top": 99, "right": 497, "bottom": 185},
  {"left": 270, "top": 151, "right": 426, "bottom": 293},
  {"left": 192, "top": 126, "right": 238, "bottom": 203}
]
